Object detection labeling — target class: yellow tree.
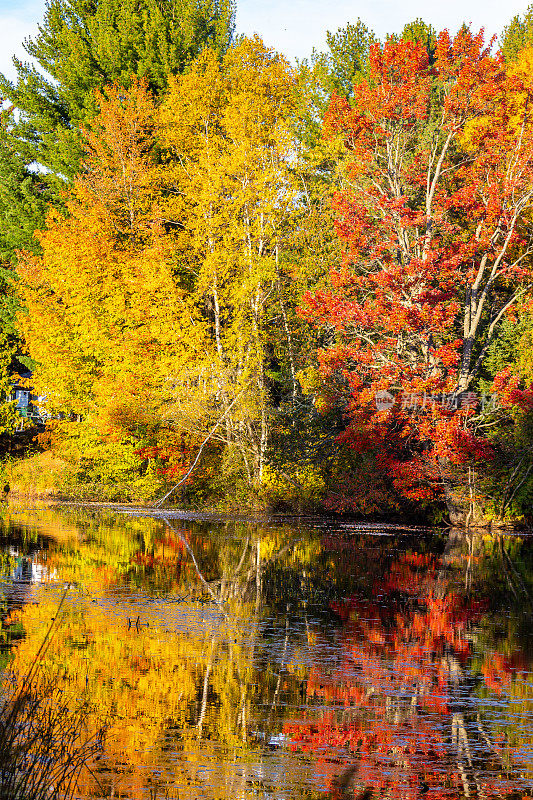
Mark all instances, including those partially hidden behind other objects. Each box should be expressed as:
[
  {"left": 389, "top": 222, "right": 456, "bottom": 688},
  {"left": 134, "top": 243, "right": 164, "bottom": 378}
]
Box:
[
  {"left": 505, "top": 47, "right": 533, "bottom": 384},
  {"left": 19, "top": 44, "right": 298, "bottom": 501},
  {"left": 18, "top": 81, "right": 212, "bottom": 498},
  {"left": 159, "top": 37, "right": 296, "bottom": 490}
]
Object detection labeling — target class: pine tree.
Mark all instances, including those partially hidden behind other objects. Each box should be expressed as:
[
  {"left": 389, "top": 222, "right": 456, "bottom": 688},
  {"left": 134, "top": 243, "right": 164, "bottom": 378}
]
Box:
[
  {"left": 501, "top": 5, "right": 533, "bottom": 61},
  {"left": 295, "top": 19, "right": 375, "bottom": 152},
  {"left": 398, "top": 19, "right": 437, "bottom": 62},
  {"left": 0, "top": 0, "right": 235, "bottom": 266},
  {"left": 0, "top": 0, "right": 235, "bottom": 182}
]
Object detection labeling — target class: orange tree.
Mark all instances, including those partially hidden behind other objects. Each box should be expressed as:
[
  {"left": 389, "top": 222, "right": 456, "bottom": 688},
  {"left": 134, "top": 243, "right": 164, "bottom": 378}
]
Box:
[
  {"left": 301, "top": 29, "right": 533, "bottom": 510},
  {"left": 18, "top": 80, "right": 211, "bottom": 500}
]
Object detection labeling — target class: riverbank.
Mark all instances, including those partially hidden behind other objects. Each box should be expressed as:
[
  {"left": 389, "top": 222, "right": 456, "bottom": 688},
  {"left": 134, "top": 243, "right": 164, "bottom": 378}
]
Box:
[
  {"left": 2, "top": 450, "right": 529, "bottom": 532},
  {"left": 57, "top": 500, "right": 435, "bottom": 528},
  {"left": 5, "top": 498, "right": 524, "bottom": 533}
]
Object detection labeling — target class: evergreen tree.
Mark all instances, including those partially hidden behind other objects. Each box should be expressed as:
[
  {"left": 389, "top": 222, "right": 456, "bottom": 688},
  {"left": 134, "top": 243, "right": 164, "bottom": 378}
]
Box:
[
  {"left": 321, "top": 20, "right": 376, "bottom": 100},
  {"left": 0, "top": 0, "right": 235, "bottom": 181},
  {"left": 400, "top": 18, "right": 437, "bottom": 63},
  {"left": 0, "top": 0, "right": 235, "bottom": 261},
  {"left": 295, "top": 19, "right": 375, "bottom": 149},
  {"left": 501, "top": 5, "right": 533, "bottom": 61},
  {"left": 0, "top": 109, "right": 51, "bottom": 336}
]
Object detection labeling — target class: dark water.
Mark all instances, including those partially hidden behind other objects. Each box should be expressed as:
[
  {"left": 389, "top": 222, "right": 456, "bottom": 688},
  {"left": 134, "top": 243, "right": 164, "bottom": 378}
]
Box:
[{"left": 0, "top": 504, "right": 532, "bottom": 799}]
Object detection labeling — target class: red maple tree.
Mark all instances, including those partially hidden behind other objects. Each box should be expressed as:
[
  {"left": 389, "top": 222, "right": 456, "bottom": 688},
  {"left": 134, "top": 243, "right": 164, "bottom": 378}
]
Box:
[{"left": 302, "top": 29, "right": 533, "bottom": 501}]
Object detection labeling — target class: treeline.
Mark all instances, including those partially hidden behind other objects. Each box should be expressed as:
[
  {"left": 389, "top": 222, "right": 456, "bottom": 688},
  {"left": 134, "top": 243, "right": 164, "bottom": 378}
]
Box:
[{"left": 2, "top": 0, "right": 533, "bottom": 522}]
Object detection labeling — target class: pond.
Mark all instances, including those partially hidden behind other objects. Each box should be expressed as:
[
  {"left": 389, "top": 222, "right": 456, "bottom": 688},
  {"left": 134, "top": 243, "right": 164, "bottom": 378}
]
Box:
[{"left": 0, "top": 503, "right": 532, "bottom": 799}]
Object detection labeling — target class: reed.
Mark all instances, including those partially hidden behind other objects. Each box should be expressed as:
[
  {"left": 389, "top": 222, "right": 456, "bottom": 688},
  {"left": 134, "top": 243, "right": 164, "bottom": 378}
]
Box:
[{"left": 0, "top": 591, "right": 104, "bottom": 799}]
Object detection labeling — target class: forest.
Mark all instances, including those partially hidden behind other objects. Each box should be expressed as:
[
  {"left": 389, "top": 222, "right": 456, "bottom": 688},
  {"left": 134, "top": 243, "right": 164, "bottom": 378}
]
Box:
[{"left": 1, "top": 0, "right": 533, "bottom": 524}]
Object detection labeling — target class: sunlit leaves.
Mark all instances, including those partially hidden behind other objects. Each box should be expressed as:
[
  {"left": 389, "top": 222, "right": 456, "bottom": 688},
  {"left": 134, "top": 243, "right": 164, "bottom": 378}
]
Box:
[{"left": 303, "top": 28, "right": 533, "bottom": 507}]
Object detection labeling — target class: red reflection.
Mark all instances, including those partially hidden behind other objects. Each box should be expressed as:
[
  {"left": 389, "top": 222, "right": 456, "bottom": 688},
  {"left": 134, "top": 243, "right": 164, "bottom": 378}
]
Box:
[{"left": 284, "top": 551, "right": 530, "bottom": 800}]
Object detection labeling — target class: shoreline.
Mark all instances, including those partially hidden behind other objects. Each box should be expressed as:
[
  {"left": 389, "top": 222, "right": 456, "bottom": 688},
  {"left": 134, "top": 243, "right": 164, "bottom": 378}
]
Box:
[
  {"left": 11, "top": 498, "right": 528, "bottom": 533},
  {"left": 54, "top": 499, "right": 433, "bottom": 529}
]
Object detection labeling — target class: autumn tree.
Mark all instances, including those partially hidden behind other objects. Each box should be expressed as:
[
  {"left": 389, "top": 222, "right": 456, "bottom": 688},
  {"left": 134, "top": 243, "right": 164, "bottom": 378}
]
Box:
[
  {"left": 268, "top": 20, "right": 440, "bottom": 515},
  {"left": 0, "top": 0, "right": 235, "bottom": 184},
  {"left": 0, "top": 0, "right": 235, "bottom": 391},
  {"left": 18, "top": 80, "right": 213, "bottom": 500},
  {"left": 302, "top": 29, "right": 533, "bottom": 512},
  {"left": 158, "top": 37, "right": 296, "bottom": 491},
  {"left": 0, "top": 0, "right": 234, "bottom": 255},
  {"left": 19, "top": 39, "right": 299, "bottom": 503}
]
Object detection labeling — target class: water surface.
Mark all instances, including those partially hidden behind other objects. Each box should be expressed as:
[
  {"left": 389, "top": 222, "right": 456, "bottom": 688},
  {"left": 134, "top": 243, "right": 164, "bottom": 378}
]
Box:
[{"left": 0, "top": 504, "right": 532, "bottom": 800}]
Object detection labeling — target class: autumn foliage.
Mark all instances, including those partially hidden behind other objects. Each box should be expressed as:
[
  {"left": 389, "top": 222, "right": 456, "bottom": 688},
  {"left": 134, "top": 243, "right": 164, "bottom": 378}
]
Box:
[
  {"left": 18, "top": 40, "right": 296, "bottom": 502},
  {"left": 303, "top": 29, "right": 533, "bottom": 506},
  {"left": 8, "top": 22, "right": 533, "bottom": 516}
]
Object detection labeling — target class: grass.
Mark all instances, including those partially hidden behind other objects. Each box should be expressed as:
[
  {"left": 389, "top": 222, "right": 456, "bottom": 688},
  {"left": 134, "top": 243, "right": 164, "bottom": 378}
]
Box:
[{"left": 2, "top": 452, "right": 68, "bottom": 498}]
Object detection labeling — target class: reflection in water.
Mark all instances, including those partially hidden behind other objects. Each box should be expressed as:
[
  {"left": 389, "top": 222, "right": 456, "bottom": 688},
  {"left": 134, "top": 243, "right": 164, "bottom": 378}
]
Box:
[{"left": 0, "top": 504, "right": 531, "bottom": 799}]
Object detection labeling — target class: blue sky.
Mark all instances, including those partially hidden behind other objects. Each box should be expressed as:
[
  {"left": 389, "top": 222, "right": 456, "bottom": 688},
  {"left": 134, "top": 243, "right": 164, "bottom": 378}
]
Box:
[
  {"left": 0, "top": 0, "right": 530, "bottom": 82},
  {"left": 238, "top": 0, "right": 531, "bottom": 60}
]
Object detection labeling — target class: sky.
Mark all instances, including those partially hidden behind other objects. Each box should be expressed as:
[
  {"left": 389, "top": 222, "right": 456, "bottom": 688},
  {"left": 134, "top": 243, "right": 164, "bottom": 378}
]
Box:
[{"left": 0, "top": 0, "right": 531, "bottom": 83}]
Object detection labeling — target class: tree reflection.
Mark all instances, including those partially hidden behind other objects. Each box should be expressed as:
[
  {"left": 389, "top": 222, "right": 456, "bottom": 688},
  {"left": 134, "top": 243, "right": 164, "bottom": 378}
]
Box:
[
  {"left": 0, "top": 509, "right": 532, "bottom": 799},
  {"left": 285, "top": 530, "right": 533, "bottom": 799}
]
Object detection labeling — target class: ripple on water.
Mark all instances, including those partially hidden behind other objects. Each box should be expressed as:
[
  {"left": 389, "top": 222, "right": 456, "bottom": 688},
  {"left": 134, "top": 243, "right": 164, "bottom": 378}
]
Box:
[{"left": 0, "top": 507, "right": 532, "bottom": 799}]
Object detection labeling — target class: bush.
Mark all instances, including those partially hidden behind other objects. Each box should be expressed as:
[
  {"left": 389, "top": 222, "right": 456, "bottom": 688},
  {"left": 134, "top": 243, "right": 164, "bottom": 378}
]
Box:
[{"left": 2, "top": 451, "right": 68, "bottom": 498}]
